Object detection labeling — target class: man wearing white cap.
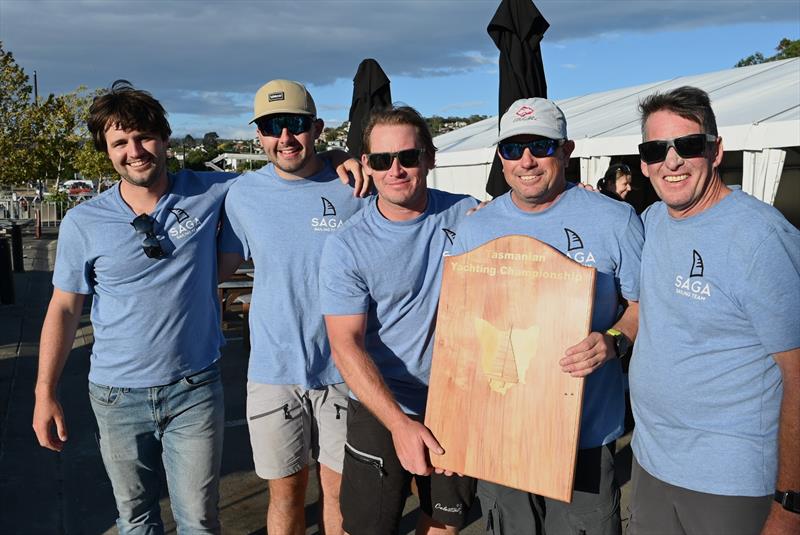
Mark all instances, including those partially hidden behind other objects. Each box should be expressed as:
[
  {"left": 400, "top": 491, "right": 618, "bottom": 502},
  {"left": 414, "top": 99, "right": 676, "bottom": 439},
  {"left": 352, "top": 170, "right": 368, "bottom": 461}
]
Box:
[
  {"left": 218, "top": 79, "right": 369, "bottom": 535},
  {"left": 450, "top": 97, "right": 644, "bottom": 535}
]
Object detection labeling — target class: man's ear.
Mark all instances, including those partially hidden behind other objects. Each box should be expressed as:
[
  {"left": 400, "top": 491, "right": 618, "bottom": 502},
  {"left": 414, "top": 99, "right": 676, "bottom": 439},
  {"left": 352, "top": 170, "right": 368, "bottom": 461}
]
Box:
[{"left": 313, "top": 118, "right": 324, "bottom": 140}]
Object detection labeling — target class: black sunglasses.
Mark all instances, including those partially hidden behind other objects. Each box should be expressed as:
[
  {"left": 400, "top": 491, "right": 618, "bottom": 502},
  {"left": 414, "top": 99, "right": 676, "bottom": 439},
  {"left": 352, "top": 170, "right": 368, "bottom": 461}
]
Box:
[
  {"left": 639, "top": 134, "right": 717, "bottom": 164},
  {"left": 498, "top": 139, "right": 564, "bottom": 160},
  {"left": 366, "top": 148, "right": 426, "bottom": 171},
  {"left": 255, "top": 115, "right": 313, "bottom": 137},
  {"left": 131, "top": 214, "right": 166, "bottom": 259}
]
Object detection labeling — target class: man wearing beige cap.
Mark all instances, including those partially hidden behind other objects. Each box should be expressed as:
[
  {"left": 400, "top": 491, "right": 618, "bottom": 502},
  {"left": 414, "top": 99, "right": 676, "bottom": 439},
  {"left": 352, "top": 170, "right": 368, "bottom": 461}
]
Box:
[
  {"left": 218, "top": 79, "right": 369, "bottom": 535},
  {"left": 451, "top": 97, "right": 643, "bottom": 535}
]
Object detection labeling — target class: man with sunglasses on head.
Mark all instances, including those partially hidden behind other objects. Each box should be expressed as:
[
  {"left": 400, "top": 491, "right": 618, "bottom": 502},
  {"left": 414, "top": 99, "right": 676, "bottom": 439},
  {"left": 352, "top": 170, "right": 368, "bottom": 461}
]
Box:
[
  {"left": 217, "top": 79, "right": 370, "bottom": 535},
  {"left": 319, "top": 105, "right": 479, "bottom": 534},
  {"left": 450, "top": 97, "right": 643, "bottom": 535},
  {"left": 31, "top": 80, "right": 235, "bottom": 533},
  {"left": 628, "top": 86, "right": 800, "bottom": 535}
]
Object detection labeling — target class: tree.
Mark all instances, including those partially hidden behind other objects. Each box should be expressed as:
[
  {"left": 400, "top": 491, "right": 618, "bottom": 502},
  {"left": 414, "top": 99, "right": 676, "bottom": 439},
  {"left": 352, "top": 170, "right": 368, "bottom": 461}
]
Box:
[
  {"left": 183, "top": 134, "right": 196, "bottom": 148},
  {"left": 735, "top": 38, "right": 799, "bottom": 67},
  {"left": 202, "top": 131, "right": 219, "bottom": 151},
  {"left": 0, "top": 42, "right": 36, "bottom": 187}
]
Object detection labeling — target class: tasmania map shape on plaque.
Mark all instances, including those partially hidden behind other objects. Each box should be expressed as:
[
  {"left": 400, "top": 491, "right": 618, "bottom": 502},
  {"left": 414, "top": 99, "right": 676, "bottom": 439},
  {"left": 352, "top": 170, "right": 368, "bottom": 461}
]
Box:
[{"left": 425, "top": 235, "right": 595, "bottom": 502}]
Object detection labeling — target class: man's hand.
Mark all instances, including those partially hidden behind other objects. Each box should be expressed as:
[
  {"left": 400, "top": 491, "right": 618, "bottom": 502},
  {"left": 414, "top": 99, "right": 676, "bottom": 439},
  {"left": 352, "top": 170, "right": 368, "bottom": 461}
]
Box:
[
  {"left": 389, "top": 417, "right": 444, "bottom": 476},
  {"left": 32, "top": 392, "right": 68, "bottom": 452},
  {"left": 578, "top": 182, "right": 596, "bottom": 192},
  {"left": 335, "top": 158, "right": 371, "bottom": 197},
  {"left": 560, "top": 331, "right": 615, "bottom": 377},
  {"left": 760, "top": 503, "right": 800, "bottom": 535},
  {"left": 466, "top": 200, "right": 492, "bottom": 215}
]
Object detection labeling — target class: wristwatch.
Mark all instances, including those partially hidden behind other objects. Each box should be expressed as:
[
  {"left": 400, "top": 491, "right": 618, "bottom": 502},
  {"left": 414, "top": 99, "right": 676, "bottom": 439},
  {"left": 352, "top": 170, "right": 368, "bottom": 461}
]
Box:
[
  {"left": 775, "top": 489, "right": 800, "bottom": 514},
  {"left": 605, "top": 328, "right": 631, "bottom": 358}
]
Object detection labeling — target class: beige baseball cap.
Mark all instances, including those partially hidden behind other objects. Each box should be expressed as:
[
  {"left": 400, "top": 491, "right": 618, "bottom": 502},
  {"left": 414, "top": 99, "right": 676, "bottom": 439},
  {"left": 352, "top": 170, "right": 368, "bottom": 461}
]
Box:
[{"left": 250, "top": 79, "right": 316, "bottom": 123}]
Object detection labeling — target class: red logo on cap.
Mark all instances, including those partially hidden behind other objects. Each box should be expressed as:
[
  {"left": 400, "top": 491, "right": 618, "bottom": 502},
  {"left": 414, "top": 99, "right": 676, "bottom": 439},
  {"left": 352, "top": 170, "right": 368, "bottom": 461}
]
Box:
[{"left": 516, "top": 106, "right": 534, "bottom": 118}]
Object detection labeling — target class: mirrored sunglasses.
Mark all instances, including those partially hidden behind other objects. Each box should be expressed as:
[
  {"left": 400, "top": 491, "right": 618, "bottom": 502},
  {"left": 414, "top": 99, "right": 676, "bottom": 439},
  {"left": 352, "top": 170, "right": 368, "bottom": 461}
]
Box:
[
  {"left": 131, "top": 213, "right": 166, "bottom": 259},
  {"left": 638, "top": 134, "right": 717, "bottom": 164},
  {"left": 498, "top": 139, "right": 563, "bottom": 160},
  {"left": 255, "top": 115, "right": 313, "bottom": 137},
  {"left": 366, "top": 148, "right": 426, "bottom": 171}
]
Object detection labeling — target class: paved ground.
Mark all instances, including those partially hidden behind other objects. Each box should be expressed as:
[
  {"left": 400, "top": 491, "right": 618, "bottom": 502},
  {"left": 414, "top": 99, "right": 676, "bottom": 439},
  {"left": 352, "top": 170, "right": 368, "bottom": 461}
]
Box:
[{"left": 0, "top": 226, "right": 633, "bottom": 534}]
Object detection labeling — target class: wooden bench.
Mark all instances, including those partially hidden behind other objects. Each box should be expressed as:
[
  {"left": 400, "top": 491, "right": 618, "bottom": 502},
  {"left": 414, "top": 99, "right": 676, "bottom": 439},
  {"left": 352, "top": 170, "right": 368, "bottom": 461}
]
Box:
[{"left": 234, "top": 293, "right": 252, "bottom": 350}]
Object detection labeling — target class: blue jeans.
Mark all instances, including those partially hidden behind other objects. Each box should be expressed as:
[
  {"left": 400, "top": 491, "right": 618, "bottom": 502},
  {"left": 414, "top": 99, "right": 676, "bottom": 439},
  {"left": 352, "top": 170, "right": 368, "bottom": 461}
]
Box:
[{"left": 89, "top": 363, "right": 224, "bottom": 534}]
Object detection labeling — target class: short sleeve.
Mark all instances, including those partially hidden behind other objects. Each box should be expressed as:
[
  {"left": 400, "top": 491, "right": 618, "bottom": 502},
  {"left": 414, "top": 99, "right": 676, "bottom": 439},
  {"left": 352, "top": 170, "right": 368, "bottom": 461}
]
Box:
[
  {"left": 740, "top": 228, "right": 800, "bottom": 354},
  {"left": 616, "top": 207, "right": 644, "bottom": 302},
  {"left": 218, "top": 192, "right": 249, "bottom": 259},
  {"left": 52, "top": 214, "right": 93, "bottom": 294},
  {"left": 319, "top": 234, "right": 370, "bottom": 315}
]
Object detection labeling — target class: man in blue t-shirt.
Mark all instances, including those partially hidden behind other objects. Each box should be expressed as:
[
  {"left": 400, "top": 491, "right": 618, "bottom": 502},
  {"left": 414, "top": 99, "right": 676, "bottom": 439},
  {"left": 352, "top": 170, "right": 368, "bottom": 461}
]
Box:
[
  {"left": 628, "top": 86, "right": 800, "bottom": 535},
  {"left": 320, "top": 106, "right": 479, "bottom": 534},
  {"left": 32, "top": 81, "right": 235, "bottom": 533},
  {"left": 217, "top": 79, "right": 368, "bottom": 535},
  {"left": 451, "top": 98, "right": 642, "bottom": 535}
]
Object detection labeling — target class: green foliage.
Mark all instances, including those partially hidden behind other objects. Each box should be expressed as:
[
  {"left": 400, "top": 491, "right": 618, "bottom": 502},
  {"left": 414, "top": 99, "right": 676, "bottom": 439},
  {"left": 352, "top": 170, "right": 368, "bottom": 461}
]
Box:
[
  {"left": 735, "top": 38, "right": 799, "bottom": 67},
  {"left": 0, "top": 41, "right": 116, "bottom": 188}
]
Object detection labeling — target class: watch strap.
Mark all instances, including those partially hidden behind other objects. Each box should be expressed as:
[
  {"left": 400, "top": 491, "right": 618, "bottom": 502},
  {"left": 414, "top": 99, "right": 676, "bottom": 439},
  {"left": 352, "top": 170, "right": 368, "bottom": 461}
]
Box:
[{"left": 775, "top": 490, "right": 800, "bottom": 514}]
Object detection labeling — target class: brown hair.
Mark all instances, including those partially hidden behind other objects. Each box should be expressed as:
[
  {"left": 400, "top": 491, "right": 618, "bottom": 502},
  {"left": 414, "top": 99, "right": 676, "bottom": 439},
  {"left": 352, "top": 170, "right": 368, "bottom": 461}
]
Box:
[
  {"left": 362, "top": 105, "right": 436, "bottom": 157},
  {"left": 87, "top": 80, "right": 171, "bottom": 152},
  {"left": 639, "top": 86, "right": 718, "bottom": 140}
]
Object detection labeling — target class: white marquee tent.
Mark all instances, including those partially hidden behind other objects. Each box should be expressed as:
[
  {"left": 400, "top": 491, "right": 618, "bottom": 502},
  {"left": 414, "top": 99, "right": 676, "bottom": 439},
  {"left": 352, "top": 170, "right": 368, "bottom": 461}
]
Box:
[{"left": 429, "top": 58, "right": 800, "bottom": 223}]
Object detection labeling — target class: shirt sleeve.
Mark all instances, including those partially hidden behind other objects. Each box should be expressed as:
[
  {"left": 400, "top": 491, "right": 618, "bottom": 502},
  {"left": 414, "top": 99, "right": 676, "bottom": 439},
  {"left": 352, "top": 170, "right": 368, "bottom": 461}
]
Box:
[
  {"left": 319, "top": 234, "right": 371, "bottom": 315},
  {"left": 217, "top": 190, "right": 249, "bottom": 259},
  {"left": 740, "top": 227, "right": 800, "bottom": 354},
  {"left": 52, "top": 214, "right": 93, "bottom": 294},
  {"left": 616, "top": 207, "right": 644, "bottom": 302}
]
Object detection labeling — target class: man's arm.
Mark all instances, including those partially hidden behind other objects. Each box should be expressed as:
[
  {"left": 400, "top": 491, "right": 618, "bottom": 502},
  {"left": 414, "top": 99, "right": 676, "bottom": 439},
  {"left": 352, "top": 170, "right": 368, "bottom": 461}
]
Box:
[
  {"left": 217, "top": 251, "right": 244, "bottom": 282},
  {"left": 560, "top": 300, "right": 639, "bottom": 377},
  {"left": 320, "top": 149, "right": 371, "bottom": 197},
  {"left": 325, "top": 313, "right": 444, "bottom": 475},
  {"left": 32, "top": 289, "right": 86, "bottom": 451},
  {"left": 762, "top": 348, "right": 800, "bottom": 535}
]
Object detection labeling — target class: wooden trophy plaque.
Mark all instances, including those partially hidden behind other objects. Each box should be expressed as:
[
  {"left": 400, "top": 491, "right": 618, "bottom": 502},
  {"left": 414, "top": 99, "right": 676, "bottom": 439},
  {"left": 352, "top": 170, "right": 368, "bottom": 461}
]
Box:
[{"left": 425, "top": 235, "right": 596, "bottom": 502}]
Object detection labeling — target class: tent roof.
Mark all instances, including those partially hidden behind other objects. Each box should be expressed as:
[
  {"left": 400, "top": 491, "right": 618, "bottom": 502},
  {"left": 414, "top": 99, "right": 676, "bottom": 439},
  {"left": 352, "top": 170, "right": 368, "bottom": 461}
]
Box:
[{"left": 435, "top": 58, "right": 800, "bottom": 163}]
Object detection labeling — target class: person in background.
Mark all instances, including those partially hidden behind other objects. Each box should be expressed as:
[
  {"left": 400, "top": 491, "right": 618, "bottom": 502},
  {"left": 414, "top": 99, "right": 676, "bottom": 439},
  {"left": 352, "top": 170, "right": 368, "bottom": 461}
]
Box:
[{"left": 597, "top": 163, "right": 632, "bottom": 201}]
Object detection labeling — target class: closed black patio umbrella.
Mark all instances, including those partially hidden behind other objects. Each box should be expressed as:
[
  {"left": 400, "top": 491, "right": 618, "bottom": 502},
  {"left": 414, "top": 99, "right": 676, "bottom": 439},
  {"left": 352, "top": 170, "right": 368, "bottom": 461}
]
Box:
[
  {"left": 346, "top": 58, "right": 392, "bottom": 158},
  {"left": 486, "top": 0, "right": 550, "bottom": 198}
]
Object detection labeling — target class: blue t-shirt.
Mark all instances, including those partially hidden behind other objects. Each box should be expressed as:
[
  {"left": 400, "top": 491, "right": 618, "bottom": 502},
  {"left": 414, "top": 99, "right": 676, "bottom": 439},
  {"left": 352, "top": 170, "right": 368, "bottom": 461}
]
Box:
[
  {"left": 218, "top": 161, "right": 369, "bottom": 387},
  {"left": 319, "top": 189, "right": 479, "bottom": 415},
  {"left": 451, "top": 185, "right": 644, "bottom": 448},
  {"left": 630, "top": 189, "right": 800, "bottom": 496},
  {"left": 53, "top": 170, "right": 236, "bottom": 388}
]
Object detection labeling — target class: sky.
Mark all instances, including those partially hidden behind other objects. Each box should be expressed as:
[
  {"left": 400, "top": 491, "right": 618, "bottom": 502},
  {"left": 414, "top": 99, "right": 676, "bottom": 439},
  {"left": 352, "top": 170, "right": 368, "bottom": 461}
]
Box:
[{"left": 2, "top": 0, "right": 799, "bottom": 139}]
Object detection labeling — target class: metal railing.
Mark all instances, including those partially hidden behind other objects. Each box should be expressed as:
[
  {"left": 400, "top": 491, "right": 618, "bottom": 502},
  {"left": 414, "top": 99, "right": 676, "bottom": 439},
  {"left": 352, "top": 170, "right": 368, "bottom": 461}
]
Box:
[{"left": 0, "top": 199, "right": 84, "bottom": 227}]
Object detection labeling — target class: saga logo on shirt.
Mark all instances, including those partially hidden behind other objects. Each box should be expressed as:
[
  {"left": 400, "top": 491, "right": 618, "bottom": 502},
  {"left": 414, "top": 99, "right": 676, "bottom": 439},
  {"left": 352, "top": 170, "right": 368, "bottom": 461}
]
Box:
[
  {"left": 167, "top": 208, "right": 202, "bottom": 240},
  {"left": 674, "top": 250, "right": 711, "bottom": 301},
  {"left": 563, "top": 228, "right": 596, "bottom": 265},
  {"left": 311, "top": 197, "right": 344, "bottom": 232}
]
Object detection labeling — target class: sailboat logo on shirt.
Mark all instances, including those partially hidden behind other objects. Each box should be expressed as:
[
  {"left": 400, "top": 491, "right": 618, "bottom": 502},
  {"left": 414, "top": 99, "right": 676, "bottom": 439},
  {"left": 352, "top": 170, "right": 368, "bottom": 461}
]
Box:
[
  {"left": 311, "top": 197, "right": 343, "bottom": 232},
  {"left": 564, "top": 228, "right": 595, "bottom": 265},
  {"left": 690, "top": 250, "right": 704, "bottom": 277},
  {"left": 322, "top": 197, "right": 337, "bottom": 217},
  {"left": 564, "top": 228, "right": 583, "bottom": 251},
  {"left": 169, "top": 208, "right": 191, "bottom": 223},
  {"left": 167, "top": 207, "right": 201, "bottom": 240},
  {"left": 442, "top": 228, "right": 456, "bottom": 246},
  {"left": 674, "top": 249, "right": 711, "bottom": 301}
]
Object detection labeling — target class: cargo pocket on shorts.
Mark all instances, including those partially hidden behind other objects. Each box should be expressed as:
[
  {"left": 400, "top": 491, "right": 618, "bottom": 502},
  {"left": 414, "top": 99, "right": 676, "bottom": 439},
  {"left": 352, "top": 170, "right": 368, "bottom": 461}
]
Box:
[
  {"left": 249, "top": 402, "right": 297, "bottom": 422},
  {"left": 342, "top": 442, "right": 385, "bottom": 528}
]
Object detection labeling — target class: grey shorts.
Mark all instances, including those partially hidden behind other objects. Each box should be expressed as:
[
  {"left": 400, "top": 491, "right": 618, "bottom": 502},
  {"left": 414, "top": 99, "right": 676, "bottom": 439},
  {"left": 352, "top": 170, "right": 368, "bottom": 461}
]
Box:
[
  {"left": 246, "top": 381, "right": 348, "bottom": 479},
  {"left": 628, "top": 456, "right": 772, "bottom": 535},
  {"left": 478, "top": 443, "right": 620, "bottom": 535}
]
